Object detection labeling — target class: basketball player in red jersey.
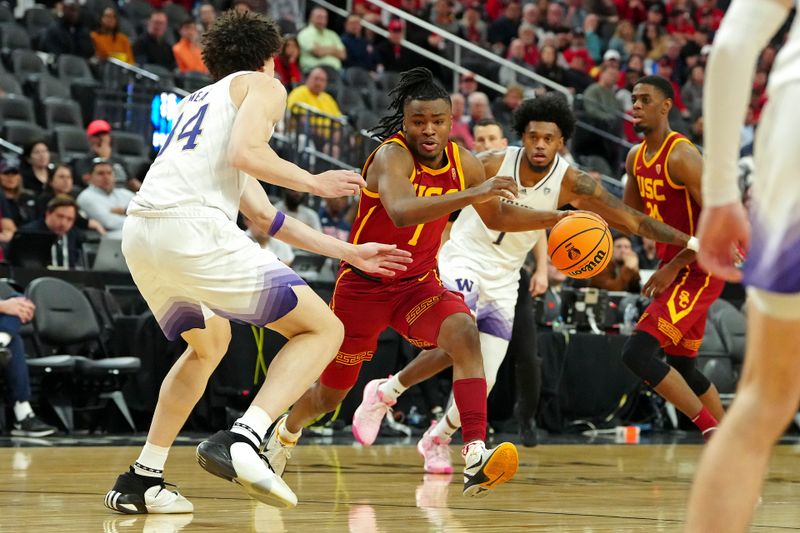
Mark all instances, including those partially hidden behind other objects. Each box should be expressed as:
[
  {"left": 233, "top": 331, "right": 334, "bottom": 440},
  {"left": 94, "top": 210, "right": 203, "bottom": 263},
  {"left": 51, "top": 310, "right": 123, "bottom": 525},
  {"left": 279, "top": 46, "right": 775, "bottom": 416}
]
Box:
[
  {"left": 621, "top": 75, "right": 724, "bottom": 440},
  {"left": 263, "top": 67, "right": 573, "bottom": 498}
]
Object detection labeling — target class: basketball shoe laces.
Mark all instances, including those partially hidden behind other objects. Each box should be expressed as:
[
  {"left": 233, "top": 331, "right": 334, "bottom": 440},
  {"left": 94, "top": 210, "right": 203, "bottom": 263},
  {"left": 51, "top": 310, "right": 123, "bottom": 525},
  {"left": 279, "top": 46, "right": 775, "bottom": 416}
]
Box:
[
  {"left": 272, "top": 434, "right": 293, "bottom": 463},
  {"left": 429, "top": 435, "right": 451, "bottom": 464},
  {"left": 365, "top": 388, "right": 393, "bottom": 425}
]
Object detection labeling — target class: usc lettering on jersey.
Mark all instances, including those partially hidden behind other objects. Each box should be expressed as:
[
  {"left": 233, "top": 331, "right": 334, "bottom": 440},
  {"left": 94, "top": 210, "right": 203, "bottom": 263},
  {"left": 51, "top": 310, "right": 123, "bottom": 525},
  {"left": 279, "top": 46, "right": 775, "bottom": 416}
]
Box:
[
  {"left": 634, "top": 131, "right": 701, "bottom": 264},
  {"left": 348, "top": 132, "right": 466, "bottom": 279}
]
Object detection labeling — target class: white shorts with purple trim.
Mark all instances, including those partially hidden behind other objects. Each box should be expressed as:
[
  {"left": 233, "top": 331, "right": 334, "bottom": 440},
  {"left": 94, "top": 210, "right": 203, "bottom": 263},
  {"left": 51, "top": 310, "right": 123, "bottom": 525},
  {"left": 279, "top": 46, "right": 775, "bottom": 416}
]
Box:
[
  {"left": 743, "top": 83, "right": 800, "bottom": 310},
  {"left": 122, "top": 208, "right": 306, "bottom": 341},
  {"left": 438, "top": 246, "right": 518, "bottom": 342}
]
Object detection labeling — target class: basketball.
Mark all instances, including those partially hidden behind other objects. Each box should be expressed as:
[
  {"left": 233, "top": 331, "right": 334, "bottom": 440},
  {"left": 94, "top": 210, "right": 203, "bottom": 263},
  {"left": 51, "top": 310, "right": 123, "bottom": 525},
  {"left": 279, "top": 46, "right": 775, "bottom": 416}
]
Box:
[{"left": 548, "top": 213, "right": 613, "bottom": 279}]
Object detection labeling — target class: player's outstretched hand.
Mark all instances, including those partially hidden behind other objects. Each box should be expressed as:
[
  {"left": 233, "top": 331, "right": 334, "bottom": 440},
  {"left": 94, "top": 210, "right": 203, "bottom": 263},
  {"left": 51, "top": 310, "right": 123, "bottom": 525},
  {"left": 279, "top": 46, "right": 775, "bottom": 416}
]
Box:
[
  {"left": 347, "top": 243, "right": 413, "bottom": 277},
  {"left": 472, "top": 176, "right": 519, "bottom": 203},
  {"left": 696, "top": 202, "right": 749, "bottom": 282},
  {"left": 313, "top": 169, "right": 367, "bottom": 198}
]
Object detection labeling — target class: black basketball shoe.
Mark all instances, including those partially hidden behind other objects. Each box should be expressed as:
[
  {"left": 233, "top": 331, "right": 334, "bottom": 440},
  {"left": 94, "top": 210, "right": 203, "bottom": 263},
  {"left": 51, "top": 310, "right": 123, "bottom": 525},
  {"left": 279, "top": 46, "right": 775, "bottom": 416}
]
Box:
[{"left": 104, "top": 468, "right": 193, "bottom": 514}]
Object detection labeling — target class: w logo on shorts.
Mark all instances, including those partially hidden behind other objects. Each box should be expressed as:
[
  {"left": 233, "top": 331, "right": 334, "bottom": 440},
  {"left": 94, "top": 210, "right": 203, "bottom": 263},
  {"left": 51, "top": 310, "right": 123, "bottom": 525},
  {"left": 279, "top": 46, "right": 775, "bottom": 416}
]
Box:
[{"left": 456, "top": 278, "right": 474, "bottom": 293}]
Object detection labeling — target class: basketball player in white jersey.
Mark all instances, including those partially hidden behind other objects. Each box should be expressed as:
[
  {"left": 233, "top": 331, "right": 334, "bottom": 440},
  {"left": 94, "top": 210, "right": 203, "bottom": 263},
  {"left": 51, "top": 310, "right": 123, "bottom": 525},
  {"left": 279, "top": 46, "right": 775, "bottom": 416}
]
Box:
[
  {"left": 103, "top": 11, "right": 411, "bottom": 514},
  {"left": 266, "top": 94, "right": 702, "bottom": 476},
  {"left": 687, "top": 0, "right": 800, "bottom": 530}
]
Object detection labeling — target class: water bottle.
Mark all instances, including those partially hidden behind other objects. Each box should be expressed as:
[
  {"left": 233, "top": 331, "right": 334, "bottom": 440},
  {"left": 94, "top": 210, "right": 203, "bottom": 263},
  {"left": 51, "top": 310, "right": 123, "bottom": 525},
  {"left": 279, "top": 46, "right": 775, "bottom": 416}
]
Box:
[{"left": 622, "top": 304, "right": 637, "bottom": 335}]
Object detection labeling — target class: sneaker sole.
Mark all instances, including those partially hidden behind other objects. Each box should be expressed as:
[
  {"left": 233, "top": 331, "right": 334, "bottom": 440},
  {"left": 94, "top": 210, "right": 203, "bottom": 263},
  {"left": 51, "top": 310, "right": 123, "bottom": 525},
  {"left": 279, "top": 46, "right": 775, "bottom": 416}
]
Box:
[
  {"left": 196, "top": 441, "right": 297, "bottom": 508},
  {"left": 11, "top": 428, "right": 56, "bottom": 438},
  {"left": 463, "top": 442, "right": 519, "bottom": 497}
]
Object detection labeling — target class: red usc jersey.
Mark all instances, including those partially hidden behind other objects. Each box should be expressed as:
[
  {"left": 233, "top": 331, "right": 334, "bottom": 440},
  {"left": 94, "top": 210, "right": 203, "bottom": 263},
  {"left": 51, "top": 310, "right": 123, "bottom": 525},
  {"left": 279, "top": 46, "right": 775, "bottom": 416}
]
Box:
[
  {"left": 348, "top": 132, "right": 466, "bottom": 279},
  {"left": 633, "top": 131, "right": 701, "bottom": 263}
]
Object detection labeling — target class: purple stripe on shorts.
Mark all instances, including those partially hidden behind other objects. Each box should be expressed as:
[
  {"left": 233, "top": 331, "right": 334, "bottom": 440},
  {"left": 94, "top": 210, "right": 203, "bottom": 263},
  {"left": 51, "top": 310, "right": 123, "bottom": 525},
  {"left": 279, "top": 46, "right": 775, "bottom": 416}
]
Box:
[
  {"left": 476, "top": 302, "right": 513, "bottom": 340},
  {"left": 743, "top": 218, "right": 800, "bottom": 293},
  {"left": 160, "top": 302, "right": 206, "bottom": 341},
  {"left": 212, "top": 269, "right": 306, "bottom": 327}
]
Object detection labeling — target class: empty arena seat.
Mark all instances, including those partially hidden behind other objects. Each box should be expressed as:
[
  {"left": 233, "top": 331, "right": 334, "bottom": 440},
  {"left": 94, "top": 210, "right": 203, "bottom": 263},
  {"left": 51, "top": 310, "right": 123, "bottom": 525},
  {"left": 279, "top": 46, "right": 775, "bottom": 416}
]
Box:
[
  {"left": 35, "top": 73, "right": 72, "bottom": 104},
  {"left": 10, "top": 48, "right": 45, "bottom": 83},
  {"left": 0, "top": 94, "right": 36, "bottom": 123},
  {"left": 0, "top": 4, "right": 12, "bottom": 23},
  {"left": 0, "top": 23, "right": 31, "bottom": 53},
  {"left": 2, "top": 120, "right": 45, "bottom": 147},
  {"left": 0, "top": 280, "right": 76, "bottom": 432},
  {"left": 23, "top": 7, "right": 55, "bottom": 42},
  {"left": 56, "top": 54, "right": 95, "bottom": 84},
  {"left": 176, "top": 71, "right": 212, "bottom": 93},
  {"left": 0, "top": 73, "right": 22, "bottom": 95},
  {"left": 52, "top": 125, "right": 90, "bottom": 163},
  {"left": 44, "top": 99, "right": 83, "bottom": 129},
  {"left": 709, "top": 299, "right": 747, "bottom": 364},
  {"left": 162, "top": 2, "right": 188, "bottom": 30},
  {"left": 124, "top": 0, "right": 154, "bottom": 28},
  {"left": 26, "top": 277, "right": 142, "bottom": 432},
  {"left": 112, "top": 131, "right": 149, "bottom": 158}
]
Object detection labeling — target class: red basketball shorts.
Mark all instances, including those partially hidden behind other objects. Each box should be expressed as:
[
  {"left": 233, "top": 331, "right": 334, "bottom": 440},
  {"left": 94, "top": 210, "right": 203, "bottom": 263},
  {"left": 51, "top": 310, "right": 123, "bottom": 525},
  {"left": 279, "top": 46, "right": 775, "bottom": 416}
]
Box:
[
  {"left": 320, "top": 267, "right": 471, "bottom": 390},
  {"left": 636, "top": 264, "right": 724, "bottom": 357}
]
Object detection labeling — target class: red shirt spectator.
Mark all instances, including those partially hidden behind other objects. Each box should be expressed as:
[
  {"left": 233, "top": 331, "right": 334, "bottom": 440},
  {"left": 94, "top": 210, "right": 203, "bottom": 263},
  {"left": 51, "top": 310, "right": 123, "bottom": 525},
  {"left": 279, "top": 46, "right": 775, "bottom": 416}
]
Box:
[
  {"left": 665, "top": 9, "right": 696, "bottom": 37},
  {"left": 485, "top": 0, "right": 506, "bottom": 21},
  {"left": 563, "top": 47, "right": 594, "bottom": 73},
  {"left": 614, "top": 0, "right": 647, "bottom": 25},
  {"left": 274, "top": 35, "right": 302, "bottom": 88},
  {"left": 694, "top": 1, "right": 724, "bottom": 31}
]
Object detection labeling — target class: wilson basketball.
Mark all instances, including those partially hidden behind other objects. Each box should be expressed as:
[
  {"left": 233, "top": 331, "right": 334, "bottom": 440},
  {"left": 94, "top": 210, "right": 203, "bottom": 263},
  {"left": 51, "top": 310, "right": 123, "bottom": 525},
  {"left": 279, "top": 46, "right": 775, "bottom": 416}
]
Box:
[{"left": 548, "top": 213, "right": 613, "bottom": 279}]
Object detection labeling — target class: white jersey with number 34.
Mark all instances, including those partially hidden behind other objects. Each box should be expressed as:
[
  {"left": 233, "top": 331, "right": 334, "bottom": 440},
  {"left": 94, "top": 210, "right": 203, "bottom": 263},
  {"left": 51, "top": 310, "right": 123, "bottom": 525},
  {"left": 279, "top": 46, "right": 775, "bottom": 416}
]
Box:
[{"left": 129, "top": 71, "right": 255, "bottom": 221}]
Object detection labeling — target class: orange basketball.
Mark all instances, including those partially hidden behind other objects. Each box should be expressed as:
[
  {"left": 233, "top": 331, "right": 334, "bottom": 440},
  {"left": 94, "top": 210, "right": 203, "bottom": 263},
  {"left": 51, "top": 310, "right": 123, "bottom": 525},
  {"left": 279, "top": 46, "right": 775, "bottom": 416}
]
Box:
[{"left": 548, "top": 213, "right": 613, "bottom": 279}]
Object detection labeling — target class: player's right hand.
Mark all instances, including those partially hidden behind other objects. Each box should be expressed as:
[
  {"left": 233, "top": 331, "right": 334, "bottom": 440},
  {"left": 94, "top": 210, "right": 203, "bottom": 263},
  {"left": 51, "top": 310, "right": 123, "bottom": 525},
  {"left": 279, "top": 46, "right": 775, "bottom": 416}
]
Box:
[
  {"left": 346, "top": 243, "right": 413, "bottom": 277},
  {"left": 696, "top": 202, "right": 749, "bottom": 282},
  {"left": 313, "top": 169, "right": 367, "bottom": 198},
  {"left": 471, "top": 175, "right": 519, "bottom": 203}
]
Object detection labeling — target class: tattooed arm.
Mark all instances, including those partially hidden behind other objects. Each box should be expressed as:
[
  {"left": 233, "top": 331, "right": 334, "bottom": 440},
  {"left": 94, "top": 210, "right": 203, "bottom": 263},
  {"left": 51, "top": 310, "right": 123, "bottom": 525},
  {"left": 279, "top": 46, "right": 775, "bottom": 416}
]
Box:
[{"left": 558, "top": 166, "right": 691, "bottom": 247}]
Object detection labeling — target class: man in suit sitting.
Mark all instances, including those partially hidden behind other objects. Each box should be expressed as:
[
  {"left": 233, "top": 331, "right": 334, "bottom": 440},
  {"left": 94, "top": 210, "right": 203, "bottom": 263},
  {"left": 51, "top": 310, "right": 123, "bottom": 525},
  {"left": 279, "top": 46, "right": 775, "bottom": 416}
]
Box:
[{"left": 18, "top": 195, "right": 84, "bottom": 269}]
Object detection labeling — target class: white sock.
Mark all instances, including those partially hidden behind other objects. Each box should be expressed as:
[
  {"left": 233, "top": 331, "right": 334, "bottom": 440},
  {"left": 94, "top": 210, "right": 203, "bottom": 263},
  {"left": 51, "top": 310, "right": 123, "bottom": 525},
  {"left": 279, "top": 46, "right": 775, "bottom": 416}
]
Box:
[
  {"left": 378, "top": 374, "right": 408, "bottom": 403},
  {"left": 431, "top": 405, "right": 460, "bottom": 441},
  {"left": 133, "top": 442, "right": 170, "bottom": 478},
  {"left": 13, "top": 401, "right": 33, "bottom": 422},
  {"left": 231, "top": 406, "right": 273, "bottom": 448},
  {"left": 277, "top": 417, "right": 302, "bottom": 446}
]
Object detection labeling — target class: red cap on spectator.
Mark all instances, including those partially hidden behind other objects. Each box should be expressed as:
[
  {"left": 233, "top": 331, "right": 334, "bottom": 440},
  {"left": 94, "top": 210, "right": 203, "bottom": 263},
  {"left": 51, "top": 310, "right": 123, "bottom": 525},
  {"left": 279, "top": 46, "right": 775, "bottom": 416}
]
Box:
[
  {"left": 388, "top": 19, "right": 403, "bottom": 32},
  {"left": 86, "top": 119, "right": 112, "bottom": 137}
]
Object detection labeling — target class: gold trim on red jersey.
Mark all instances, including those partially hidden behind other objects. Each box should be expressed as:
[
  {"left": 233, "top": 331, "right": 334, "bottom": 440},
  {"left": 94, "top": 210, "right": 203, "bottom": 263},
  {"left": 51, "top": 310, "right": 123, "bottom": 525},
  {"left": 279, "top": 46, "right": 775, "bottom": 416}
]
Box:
[
  {"left": 666, "top": 267, "right": 713, "bottom": 324},
  {"left": 641, "top": 131, "right": 679, "bottom": 168}
]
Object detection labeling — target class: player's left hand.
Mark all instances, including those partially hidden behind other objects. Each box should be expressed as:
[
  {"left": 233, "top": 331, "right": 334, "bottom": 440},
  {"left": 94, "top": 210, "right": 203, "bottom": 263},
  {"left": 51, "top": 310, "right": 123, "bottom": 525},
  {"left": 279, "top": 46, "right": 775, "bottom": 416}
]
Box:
[
  {"left": 313, "top": 169, "right": 367, "bottom": 198},
  {"left": 347, "top": 242, "right": 413, "bottom": 277},
  {"left": 529, "top": 270, "right": 548, "bottom": 297},
  {"left": 696, "top": 202, "right": 749, "bottom": 282},
  {"left": 642, "top": 263, "right": 679, "bottom": 298}
]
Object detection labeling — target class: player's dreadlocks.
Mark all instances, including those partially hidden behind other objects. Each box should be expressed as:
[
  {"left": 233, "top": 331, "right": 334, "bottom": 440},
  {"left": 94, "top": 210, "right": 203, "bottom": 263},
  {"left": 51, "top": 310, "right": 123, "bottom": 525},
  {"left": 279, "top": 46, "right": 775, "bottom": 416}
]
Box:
[{"left": 371, "top": 67, "right": 451, "bottom": 141}]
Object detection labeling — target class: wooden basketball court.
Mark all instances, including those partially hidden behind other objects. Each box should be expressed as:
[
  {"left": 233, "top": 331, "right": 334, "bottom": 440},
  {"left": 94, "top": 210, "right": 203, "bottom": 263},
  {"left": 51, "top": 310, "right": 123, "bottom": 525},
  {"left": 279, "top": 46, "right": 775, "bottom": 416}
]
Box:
[{"left": 2, "top": 442, "right": 799, "bottom": 531}]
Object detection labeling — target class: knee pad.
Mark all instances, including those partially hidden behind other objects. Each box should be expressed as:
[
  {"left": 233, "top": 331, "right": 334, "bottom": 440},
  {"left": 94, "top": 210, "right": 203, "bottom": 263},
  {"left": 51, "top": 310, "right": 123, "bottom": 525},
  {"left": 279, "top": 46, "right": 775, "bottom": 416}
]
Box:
[
  {"left": 478, "top": 332, "right": 509, "bottom": 393},
  {"left": 667, "top": 355, "right": 711, "bottom": 396},
  {"left": 621, "top": 331, "right": 670, "bottom": 386}
]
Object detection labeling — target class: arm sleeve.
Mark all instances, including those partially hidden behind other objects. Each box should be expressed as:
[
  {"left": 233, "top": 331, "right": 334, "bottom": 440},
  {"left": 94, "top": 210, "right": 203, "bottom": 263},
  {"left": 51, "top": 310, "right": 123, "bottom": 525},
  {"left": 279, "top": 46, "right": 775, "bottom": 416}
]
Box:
[{"left": 702, "top": 0, "right": 790, "bottom": 207}]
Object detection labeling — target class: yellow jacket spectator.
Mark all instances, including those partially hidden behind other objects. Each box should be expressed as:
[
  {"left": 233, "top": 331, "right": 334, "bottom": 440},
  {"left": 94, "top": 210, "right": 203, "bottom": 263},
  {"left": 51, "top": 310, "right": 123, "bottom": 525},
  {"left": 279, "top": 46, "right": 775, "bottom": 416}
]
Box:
[
  {"left": 91, "top": 7, "right": 134, "bottom": 63},
  {"left": 286, "top": 68, "right": 343, "bottom": 128}
]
